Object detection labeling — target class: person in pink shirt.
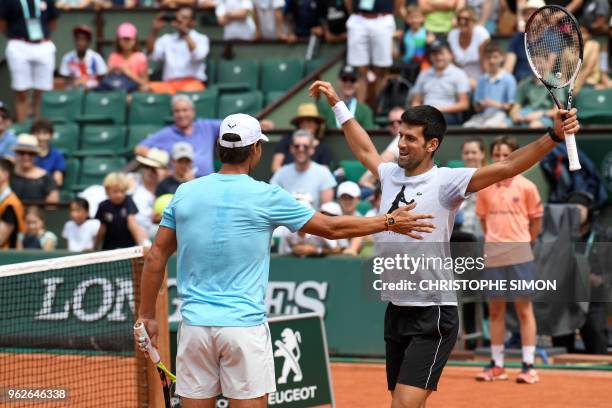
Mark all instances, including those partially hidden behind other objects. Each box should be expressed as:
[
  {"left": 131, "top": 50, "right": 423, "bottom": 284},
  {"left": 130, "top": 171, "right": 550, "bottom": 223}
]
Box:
[
  {"left": 103, "top": 22, "right": 148, "bottom": 92},
  {"left": 476, "top": 135, "right": 544, "bottom": 385}
]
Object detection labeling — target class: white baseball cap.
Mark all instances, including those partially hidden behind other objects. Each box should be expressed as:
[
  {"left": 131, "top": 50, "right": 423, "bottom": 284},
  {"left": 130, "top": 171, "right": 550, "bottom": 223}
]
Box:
[
  {"left": 172, "top": 142, "right": 194, "bottom": 161},
  {"left": 524, "top": 0, "right": 545, "bottom": 9},
  {"left": 219, "top": 113, "right": 269, "bottom": 148},
  {"left": 336, "top": 181, "right": 361, "bottom": 199},
  {"left": 320, "top": 201, "right": 342, "bottom": 216}
]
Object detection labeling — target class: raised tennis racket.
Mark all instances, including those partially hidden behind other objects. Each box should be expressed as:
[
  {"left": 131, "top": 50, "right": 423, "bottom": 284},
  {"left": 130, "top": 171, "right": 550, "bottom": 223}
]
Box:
[
  {"left": 524, "top": 5, "right": 583, "bottom": 171},
  {"left": 134, "top": 321, "right": 178, "bottom": 408}
]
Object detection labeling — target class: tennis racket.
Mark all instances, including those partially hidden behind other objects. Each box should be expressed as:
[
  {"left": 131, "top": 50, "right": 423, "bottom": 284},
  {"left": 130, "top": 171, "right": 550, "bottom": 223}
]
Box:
[
  {"left": 524, "top": 5, "right": 584, "bottom": 171},
  {"left": 134, "top": 321, "right": 179, "bottom": 408}
]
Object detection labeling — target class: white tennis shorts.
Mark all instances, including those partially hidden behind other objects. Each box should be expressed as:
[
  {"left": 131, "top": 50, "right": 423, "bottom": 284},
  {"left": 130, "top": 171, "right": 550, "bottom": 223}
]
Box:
[
  {"left": 5, "top": 39, "right": 56, "bottom": 91},
  {"left": 346, "top": 14, "right": 396, "bottom": 68},
  {"left": 176, "top": 322, "right": 276, "bottom": 400}
]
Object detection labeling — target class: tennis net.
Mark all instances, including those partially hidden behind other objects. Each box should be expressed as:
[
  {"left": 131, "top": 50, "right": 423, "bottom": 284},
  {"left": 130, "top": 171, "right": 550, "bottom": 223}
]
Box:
[{"left": 0, "top": 247, "right": 149, "bottom": 407}]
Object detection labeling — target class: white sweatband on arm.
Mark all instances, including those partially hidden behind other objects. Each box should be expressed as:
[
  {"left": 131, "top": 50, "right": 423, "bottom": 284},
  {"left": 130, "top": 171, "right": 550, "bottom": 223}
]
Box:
[{"left": 332, "top": 101, "right": 354, "bottom": 125}]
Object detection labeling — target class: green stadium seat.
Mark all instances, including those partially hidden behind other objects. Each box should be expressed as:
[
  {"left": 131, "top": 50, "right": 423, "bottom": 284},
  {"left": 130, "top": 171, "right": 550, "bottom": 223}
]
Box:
[
  {"left": 261, "top": 58, "right": 304, "bottom": 93},
  {"left": 265, "top": 91, "right": 285, "bottom": 106},
  {"left": 217, "top": 59, "right": 260, "bottom": 89},
  {"left": 51, "top": 123, "right": 80, "bottom": 155},
  {"left": 127, "top": 125, "right": 161, "bottom": 151},
  {"left": 41, "top": 90, "right": 84, "bottom": 123},
  {"left": 357, "top": 200, "right": 373, "bottom": 215},
  {"left": 129, "top": 93, "right": 171, "bottom": 125},
  {"left": 59, "top": 190, "right": 75, "bottom": 202},
  {"left": 305, "top": 58, "right": 325, "bottom": 75},
  {"left": 446, "top": 160, "right": 464, "bottom": 168},
  {"left": 179, "top": 89, "right": 218, "bottom": 119},
  {"left": 10, "top": 120, "right": 32, "bottom": 135},
  {"left": 339, "top": 160, "right": 366, "bottom": 183},
  {"left": 76, "top": 91, "right": 127, "bottom": 124},
  {"left": 218, "top": 91, "right": 263, "bottom": 118},
  {"left": 575, "top": 88, "right": 612, "bottom": 125},
  {"left": 77, "top": 125, "right": 126, "bottom": 156},
  {"left": 63, "top": 158, "right": 81, "bottom": 191},
  {"left": 148, "top": 59, "right": 163, "bottom": 81},
  {"left": 206, "top": 59, "right": 217, "bottom": 84},
  {"left": 79, "top": 157, "right": 127, "bottom": 187}
]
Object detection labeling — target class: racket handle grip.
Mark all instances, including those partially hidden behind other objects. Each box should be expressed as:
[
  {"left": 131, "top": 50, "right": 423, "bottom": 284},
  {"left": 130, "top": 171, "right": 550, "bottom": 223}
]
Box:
[
  {"left": 134, "top": 321, "right": 161, "bottom": 364},
  {"left": 564, "top": 133, "right": 581, "bottom": 171}
]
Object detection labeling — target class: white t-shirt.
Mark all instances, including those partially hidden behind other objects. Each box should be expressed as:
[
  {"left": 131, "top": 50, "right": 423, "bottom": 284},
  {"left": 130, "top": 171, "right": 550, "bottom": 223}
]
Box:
[
  {"left": 447, "top": 25, "right": 490, "bottom": 81},
  {"left": 59, "top": 49, "right": 108, "bottom": 87},
  {"left": 151, "top": 30, "right": 210, "bottom": 81},
  {"left": 62, "top": 219, "right": 101, "bottom": 252},
  {"left": 376, "top": 164, "right": 477, "bottom": 306},
  {"left": 216, "top": 0, "right": 257, "bottom": 41},
  {"left": 253, "top": 0, "right": 285, "bottom": 39}
]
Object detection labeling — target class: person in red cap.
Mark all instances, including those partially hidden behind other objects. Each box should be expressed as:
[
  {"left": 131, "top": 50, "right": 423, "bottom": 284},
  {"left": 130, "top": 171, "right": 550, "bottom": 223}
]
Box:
[
  {"left": 59, "top": 24, "right": 107, "bottom": 90},
  {"left": 104, "top": 22, "right": 149, "bottom": 92}
]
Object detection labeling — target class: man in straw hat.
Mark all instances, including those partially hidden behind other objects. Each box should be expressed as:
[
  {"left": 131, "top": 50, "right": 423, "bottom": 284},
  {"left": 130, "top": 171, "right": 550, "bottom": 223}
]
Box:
[
  {"left": 138, "top": 113, "right": 435, "bottom": 408},
  {"left": 271, "top": 102, "right": 331, "bottom": 173},
  {"left": 133, "top": 147, "right": 170, "bottom": 239},
  {"left": 10, "top": 134, "right": 58, "bottom": 204}
]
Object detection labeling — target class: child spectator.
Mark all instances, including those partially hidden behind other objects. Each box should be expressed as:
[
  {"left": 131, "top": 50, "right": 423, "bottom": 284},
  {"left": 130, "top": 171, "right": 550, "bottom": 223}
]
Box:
[
  {"left": 62, "top": 198, "right": 101, "bottom": 252},
  {"left": 59, "top": 25, "right": 108, "bottom": 90},
  {"left": 400, "top": 5, "right": 434, "bottom": 82},
  {"left": 17, "top": 206, "right": 57, "bottom": 250},
  {"left": 447, "top": 6, "right": 490, "bottom": 86},
  {"left": 101, "top": 22, "right": 148, "bottom": 93},
  {"left": 0, "top": 102, "right": 16, "bottom": 159},
  {"left": 216, "top": 0, "right": 257, "bottom": 41},
  {"left": 253, "top": 0, "right": 286, "bottom": 40},
  {"left": 464, "top": 43, "right": 516, "bottom": 128},
  {"left": 31, "top": 119, "right": 65, "bottom": 188},
  {"left": 95, "top": 172, "right": 146, "bottom": 250}
]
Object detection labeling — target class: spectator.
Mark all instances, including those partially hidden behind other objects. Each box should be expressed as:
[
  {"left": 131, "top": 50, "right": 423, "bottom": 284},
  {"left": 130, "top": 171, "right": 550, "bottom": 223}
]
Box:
[
  {"left": 336, "top": 181, "right": 364, "bottom": 256},
  {"left": 399, "top": 5, "right": 434, "bottom": 81},
  {"left": 0, "top": 102, "right": 17, "bottom": 159},
  {"left": 271, "top": 103, "right": 331, "bottom": 173},
  {"left": 132, "top": 148, "right": 169, "bottom": 239},
  {"left": 447, "top": 6, "right": 490, "bottom": 86},
  {"left": 279, "top": 200, "right": 339, "bottom": 257},
  {"left": 253, "top": 0, "right": 286, "bottom": 40},
  {"left": 156, "top": 142, "right": 195, "bottom": 196},
  {"left": 463, "top": 42, "right": 517, "bottom": 128},
  {"left": 419, "top": 0, "right": 460, "bottom": 36},
  {"left": 580, "top": 0, "right": 609, "bottom": 35},
  {"left": 345, "top": 0, "right": 400, "bottom": 104},
  {"left": 10, "top": 134, "right": 58, "bottom": 204},
  {"left": 95, "top": 172, "right": 147, "bottom": 250},
  {"left": 545, "top": 0, "right": 584, "bottom": 16},
  {"left": 574, "top": 25, "right": 602, "bottom": 93},
  {"left": 94, "top": 0, "right": 138, "bottom": 7},
  {"left": 315, "top": 0, "right": 348, "bottom": 43},
  {"left": 0, "top": 158, "right": 25, "bottom": 249},
  {"left": 101, "top": 22, "right": 148, "bottom": 93},
  {"left": 284, "top": 0, "right": 323, "bottom": 41},
  {"left": 411, "top": 38, "right": 470, "bottom": 125},
  {"left": 359, "top": 106, "right": 404, "bottom": 190},
  {"left": 467, "top": 0, "right": 500, "bottom": 33},
  {"left": 475, "top": 135, "right": 543, "bottom": 384},
  {"left": 135, "top": 94, "right": 222, "bottom": 177},
  {"left": 17, "top": 206, "right": 57, "bottom": 250},
  {"left": 216, "top": 0, "right": 257, "bottom": 41},
  {"left": 56, "top": 0, "right": 92, "bottom": 10},
  {"left": 62, "top": 197, "right": 101, "bottom": 252},
  {"left": 270, "top": 129, "right": 336, "bottom": 209},
  {"left": 504, "top": 0, "right": 544, "bottom": 83},
  {"left": 59, "top": 25, "right": 107, "bottom": 90},
  {"left": 456, "top": 137, "right": 486, "bottom": 240},
  {"left": 31, "top": 118, "right": 65, "bottom": 187},
  {"left": 0, "top": 0, "right": 59, "bottom": 122},
  {"left": 510, "top": 58, "right": 567, "bottom": 128},
  {"left": 146, "top": 6, "right": 209, "bottom": 94},
  {"left": 317, "top": 65, "right": 374, "bottom": 129}
]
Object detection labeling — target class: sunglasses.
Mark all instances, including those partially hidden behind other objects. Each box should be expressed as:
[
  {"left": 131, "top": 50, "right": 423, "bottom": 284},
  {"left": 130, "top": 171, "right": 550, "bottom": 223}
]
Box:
[
  {"left": 341, "top": 76, "right": 357, "bottom": 83},
  {"left": 16, "top": 151, "right": 37, "bottom": 157},
  {"left": 292, "top": 144, "right": 310, "bottom": 150}
]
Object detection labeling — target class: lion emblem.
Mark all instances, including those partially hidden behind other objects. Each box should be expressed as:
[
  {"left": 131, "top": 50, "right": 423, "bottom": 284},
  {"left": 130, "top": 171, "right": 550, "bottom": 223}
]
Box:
[{"left": 274, "top": 328, "right": 303, "bottom": 384}]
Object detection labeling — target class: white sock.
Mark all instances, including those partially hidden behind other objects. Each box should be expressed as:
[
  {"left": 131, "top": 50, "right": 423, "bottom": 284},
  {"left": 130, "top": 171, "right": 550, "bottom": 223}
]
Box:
[
  {"left": 523, "top": 345, "right": 536, "bottom": 365},
  {"left": 491, "top": 344, "right": 504, "bottom": 367}
]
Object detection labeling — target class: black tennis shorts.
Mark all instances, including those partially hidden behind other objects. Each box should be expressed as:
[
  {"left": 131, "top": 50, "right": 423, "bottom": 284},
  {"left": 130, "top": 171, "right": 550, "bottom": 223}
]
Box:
[{"left": 385, "top": 303, "right": 459, "bottom": 391}]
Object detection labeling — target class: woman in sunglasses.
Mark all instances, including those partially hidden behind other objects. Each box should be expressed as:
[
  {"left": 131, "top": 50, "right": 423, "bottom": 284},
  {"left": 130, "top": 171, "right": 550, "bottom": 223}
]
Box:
[{"left": 10, "top": 134, "right": 59, "bottom": 204}]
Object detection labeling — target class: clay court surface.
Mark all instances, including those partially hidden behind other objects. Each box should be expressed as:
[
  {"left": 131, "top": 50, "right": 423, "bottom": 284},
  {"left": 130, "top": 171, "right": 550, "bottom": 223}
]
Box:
[{"left": 331, "top": 363, "right": 612, "bottom": 408}]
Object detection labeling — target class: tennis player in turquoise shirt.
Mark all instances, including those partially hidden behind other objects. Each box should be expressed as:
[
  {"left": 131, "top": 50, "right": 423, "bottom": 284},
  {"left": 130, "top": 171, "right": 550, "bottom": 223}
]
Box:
[{"left": 138, "top": 113, "right": 435, "bottom": 408}]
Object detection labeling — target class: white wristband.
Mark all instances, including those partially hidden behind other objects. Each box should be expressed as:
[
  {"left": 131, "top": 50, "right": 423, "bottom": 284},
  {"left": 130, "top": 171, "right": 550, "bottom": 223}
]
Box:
[{"left": 332, "top": 101, "right": 353, "bottom": 125}]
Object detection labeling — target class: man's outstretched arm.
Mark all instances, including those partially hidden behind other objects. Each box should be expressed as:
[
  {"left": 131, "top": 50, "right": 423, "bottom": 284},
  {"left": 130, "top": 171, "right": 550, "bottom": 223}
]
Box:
[
  {"left": 309, "top": 81, "right": 383, "bottom": 176},
  {"left": 466, "top": 109, "right": 580, "bottom": 193},
  {"left": 137, "top": 226, "right": 177, "bottom": 347}
]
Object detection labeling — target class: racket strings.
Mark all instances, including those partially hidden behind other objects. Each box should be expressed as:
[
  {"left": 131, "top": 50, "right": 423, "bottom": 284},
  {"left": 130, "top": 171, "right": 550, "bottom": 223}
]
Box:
[{"left": 525, "top": 7, "right": 581, "bottom": 88}]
